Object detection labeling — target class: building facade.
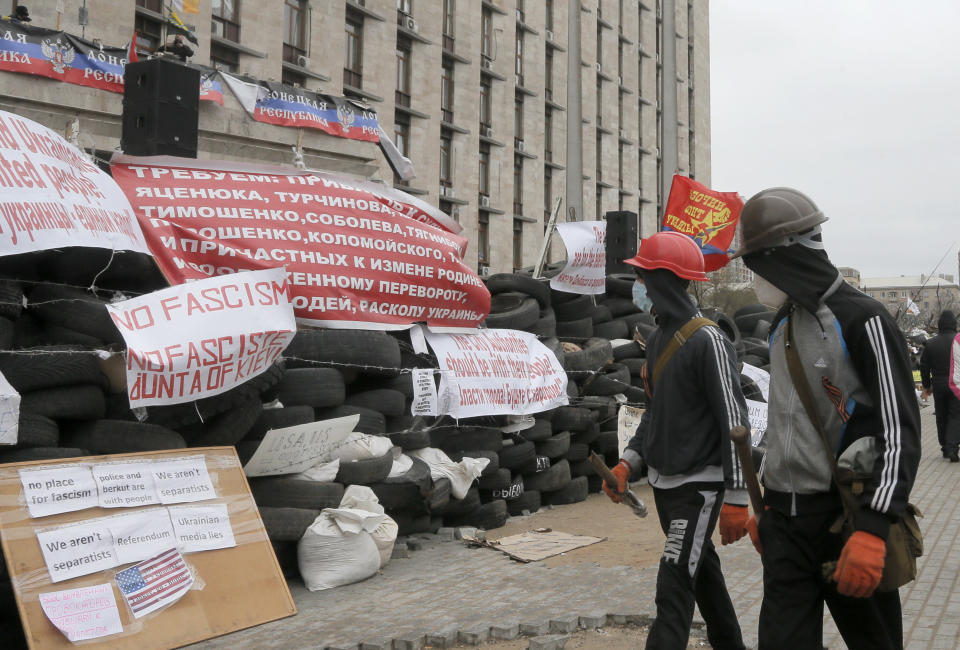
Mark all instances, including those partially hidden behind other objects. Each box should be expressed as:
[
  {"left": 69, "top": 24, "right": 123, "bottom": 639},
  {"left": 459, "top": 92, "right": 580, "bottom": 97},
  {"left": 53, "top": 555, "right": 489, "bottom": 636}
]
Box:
[
  {"left": 0, "top": 0, "right": 712, "bottom": 275},
  {"left": 862, "top": 275, "right": 960, "bottom": 324}
]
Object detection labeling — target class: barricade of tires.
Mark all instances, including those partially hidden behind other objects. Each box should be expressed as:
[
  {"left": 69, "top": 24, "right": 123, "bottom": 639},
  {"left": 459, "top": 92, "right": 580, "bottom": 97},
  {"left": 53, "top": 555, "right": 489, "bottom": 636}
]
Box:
[{"left": 0, "top": 256, "right": 769, "bottom": 581}]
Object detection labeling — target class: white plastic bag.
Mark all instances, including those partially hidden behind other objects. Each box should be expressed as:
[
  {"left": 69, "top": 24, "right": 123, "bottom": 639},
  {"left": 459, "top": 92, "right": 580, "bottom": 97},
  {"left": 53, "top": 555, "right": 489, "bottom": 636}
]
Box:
[
  {"left": 298, "top": 507, "right": 384, "bottom": 591},
  {"left": 387, "top": 454, "right": 414, "bottom": 478},
  {"left": 294, "top": 458, "right": 340, "bottom": 483},
  {"left": 339, "top": 486, "right": 398, "bottom": 568},
  {"left": 331, "top": 432, "right": 395, "bottom": 462},
  {"left": 408, "top": 447, "right": 490, "bottom": 499}
]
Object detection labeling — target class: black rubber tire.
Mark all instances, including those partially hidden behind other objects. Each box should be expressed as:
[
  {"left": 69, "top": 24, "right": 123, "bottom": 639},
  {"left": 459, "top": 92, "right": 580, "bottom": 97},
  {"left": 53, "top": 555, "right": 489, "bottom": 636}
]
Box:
[
  {"left": 734, "top": 303, "right": 773, "bottom": 319},
  {"left": 486, "top": 273, "right": 551, "bottom": 308},
  {"left": 41, "top": 324, "right": 104, "bottom": 347},
  {"left": 562, "top": 338, "right": 613, "bottom": 373},
  {"left": 752, "top": 319, "right": 772, "bottom": 340},
  {"left": 259, "top": 507, "right": 321, "bottom": 542},
  {"left": 14, "top": 413, "right": 59, "bottom": 448},
  {"left": 742, "top": 337, "right": 770, "bottom": 362},
  {"left": 438, "top": 427, "right": 503, "bottom": 453},
  {"left": 275, "top": 368, "right": 345, "bottom": 408},
  {"left": 189, "top": 399, "right": 263, "bottom": 447},
  {"left": 536, "top": 431, "right": 570, "bottom": 459},
  {"left": 344, "top": 389, "right": 406, "bottom": 417},
  {"left": 551, "top": 407, "right": 598, "bottom": 432},
  {"left": 702, "top": 308, "right": 741, "bottom": 348},
  {"left": 591, "top": 430, "right": 620, "bottom": 455},
  {"left": 578, "top": 395, "right": 619, "bottom": 421},
  {"left": 392, "top": 511, "right": 434, "bottom": 536},
  {"left": 565, "top": 442, "right": 590, "bottom": 463},
  {"left": 483, "top": 293, "right": 540, "bottom": 330},
  {"left": 541, "top": 337, "right": 564, "bottom": 364},
  {"left": 519, "top": 419, "right": 552, "bottom": 442},
  {"left": 0, "top": 446, "right": 89, "bottom": 463},
  {"left": 543, "top": 475, "right": 589, "bottom": 505},
  {"left": 600, "top": 296, "right": 639, "bottom": 317},
  {"left": 569, "top": 458, "right": 597, "bottom": 477},
  {"left": 335, "top": 451, "right": 395, "bottom": 485},
  {"left": 446, "top": 499, "right": 508, "bottom": 530},
  {"left": 245, "top": 406, "right": 316, "bottom": 441},
  {"left": 249, "top": 477, "right": 345, "bottom": 510},
  {"left": 18, "top": 384, "right": 105, "bottom": 421},
  {"left": 388, "top": 428, "right": 431, "bottom": 451},
  {"left": 621, "top": 357, "right": 647, "bottom": 376},
  {"left": 316, "top": 405, "right": 386, "bottom": 434},
  {"left": 604, "top": 273, "right": 636, "bottom": 298},
  {"left": 740, "top": 377, "right": 764, "bottom": 402},
  {"left": 0, "top": 280, "right": 23, "bottom": 320},
  {"left": 589, "top": 305, "right": 613, "bottom": 324},
  {"left": 236, "top": 440, "right": 261, "bottom": 465},
  {"left": 555, "top": 317, "right": 593, "bottom": 338},
  {"left": 272, "top": 540, "right": 300, "bottom": 578},
  {"left": 506, "top": 489, "right": 541, "bottom": 515},
  {"left": 525, "top": 308, "right": 557, "bottom": 337},
  {"left": 570, "top": 426, "right": 602, "bottom": 447},
  {"left": 741, "top": 354, "right": 768, "bottom": 369},
  {"left": 581, "top": 363, "right": 632, "bottom": 396},
  {"left": 434, "top": 486, "right": 481, "bottom": 517},
  {"left": 734, "top": 310, "right": 777, "bottom": 338},
  {"left": 477, "top": 467, "right": 512, "bottom": 491},
  {"left": 523, "top": 459, "right": 571, "bottom": 492},
  {"left": 28, "top": 284, "right": 124, "bottom": 345},
  {"left": 0, "top": 317, "right": 13, "bottom": 350},
  {"left": 612, "top": 340, "right": 644, "bottom": 361},
  {"left": 498, "top": 440, "right": 536, "bottom": 471},
  {"left": 63, "top": 420, "right": 186, "bottom": 454},
  {"left": 594, "top": 319, "right": 630, "bottom": 340},
  {"left": 0, "top": 347, "right": 107, "bottom": 393},
  {"left": 428, "top": 477, "right": 452, "bottom": 512},
  {"left": 284, "top": 329, "right": 402, "bottom": 377},
  {"left": 366, "top": 456, "right": 432, "bottom": 511},
  {"left": 553, "top": 295, "right": 593, "bottom": 321}
]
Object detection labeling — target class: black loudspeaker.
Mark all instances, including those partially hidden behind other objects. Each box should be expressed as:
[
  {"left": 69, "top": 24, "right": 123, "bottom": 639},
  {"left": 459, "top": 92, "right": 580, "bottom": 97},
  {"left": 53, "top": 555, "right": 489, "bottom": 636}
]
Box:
[
  {"left": 604, "top": 210, "right": 639, "bottom": 274},
  {"left": 121, "top": 58, "right": 200, "bottom": 158}
]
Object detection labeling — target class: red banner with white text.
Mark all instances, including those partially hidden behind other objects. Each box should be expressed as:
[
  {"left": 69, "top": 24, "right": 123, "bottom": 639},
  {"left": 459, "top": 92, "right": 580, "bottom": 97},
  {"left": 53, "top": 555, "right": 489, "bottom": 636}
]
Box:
[{"left": 110, "top": 157, "right": 490, "bottom": 331}]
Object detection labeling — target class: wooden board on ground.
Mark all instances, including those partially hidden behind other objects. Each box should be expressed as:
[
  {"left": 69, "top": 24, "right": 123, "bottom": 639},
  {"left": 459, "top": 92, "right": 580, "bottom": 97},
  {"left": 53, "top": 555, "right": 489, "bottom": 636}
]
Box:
[
  {"left": 488, "top": 529, "right": 605, "bottom": 562},
  {"left": 0, "top": 446, "right": 296, "bottom": 649}
]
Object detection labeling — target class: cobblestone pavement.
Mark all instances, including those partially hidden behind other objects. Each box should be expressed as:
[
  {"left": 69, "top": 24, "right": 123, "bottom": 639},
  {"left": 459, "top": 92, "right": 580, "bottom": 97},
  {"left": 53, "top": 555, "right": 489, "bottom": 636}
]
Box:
[{"left": 198, "top": 405, "right": 951, "bottom": 650}]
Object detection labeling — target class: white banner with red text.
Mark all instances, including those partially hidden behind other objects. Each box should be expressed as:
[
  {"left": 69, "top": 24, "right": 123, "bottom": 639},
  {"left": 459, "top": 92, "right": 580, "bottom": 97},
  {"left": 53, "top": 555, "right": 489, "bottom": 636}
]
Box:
[
  {"left": 110, "top": 156, "right": 489, "bottom": 331},
  {"left": 549, "top": 221, "right": 606, "bottom": 294},
  {"left": 423, "top": 328, "right": 568, "bottom": 418},
  {"left": 0, "top": 110, "right": 148, "bottom": 256},
  {"left": 105, "top": 268, "right": 296, "bottom": 407}
]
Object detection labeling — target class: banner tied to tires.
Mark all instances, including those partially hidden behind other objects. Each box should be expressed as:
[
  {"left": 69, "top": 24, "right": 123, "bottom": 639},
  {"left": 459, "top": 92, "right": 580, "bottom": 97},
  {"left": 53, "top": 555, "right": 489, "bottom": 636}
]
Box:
[
  {"left": 0, "top": 110, "right": 148, "bottom": 256},
  {"left": 110, "top": 156, "right": 490, "bottom": 331},
  {"left": 550, "top": 221, "right": 606, "bottom": 295},
  {"left": 661, "top": 175, "right": 743, "bottom": 272},
  {"left": 418, "top": 328, "right": 568, "bottom": 418},
  {"left": 105, "top": 268, "right": 296, "bottom": 407}
]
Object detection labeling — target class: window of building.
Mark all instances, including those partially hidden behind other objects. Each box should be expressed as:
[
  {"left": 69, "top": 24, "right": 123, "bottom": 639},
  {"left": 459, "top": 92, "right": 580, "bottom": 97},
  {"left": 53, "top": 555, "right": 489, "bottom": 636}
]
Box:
[
  {"left": 211, "top": 0, "right": 240, "bottom": 42},
  {"left": 396, "top": 38, "right": 411, "bottom": 106},
  {"left": 136, "top": 0, "right": 163, "bottom": 10},
  {"left": 135, "top": 13, "right": 164, "bottom": 54},
  {"left": 441, "top": 60, "right": 454, "bottom": 122},
  {"left": 478, "top": 214, "right": 490, "bottom": 265},
  {"left": 596, "top": 79, "right": 602, "bottom": 125},
  {"left": 397, "top": 0, "right": 413, "bottom": 15},
  {"left": 596, "top": 23, "right": 602, "bottom": 67},
  {"left": 544, "top": 165, "right": 553, "bottom": 219},
  {"left": 344, "top": 11, "right": 363, "bottom": 89},
  {"left": 545, "top": 0, "right": 554, "bottom": 31},
  {"left": 513, "top": 155, "right": 523, "bottom": 216},
  {"left": 516, "top": 0, "right": 525, "bottom": 23},
  {"left": 210, "top": 43, "right": 239, "bottom": 72},
  {"left": 544, "top": 108, "right": 553, "bottom": 160},
  {"left": 393, "top": 116, "right": 410, "bottom": 185},
  {"left": 282, "top": 68, "right": 306, "bottom": 87},
  {"left": 596, "top": 133, "right": 602, "bottom": 180},
  {"left": 481, "top": 9, "right": 493, "bottom": 60},
  {"left": 442, "top": 0, "right": 455, "bottom": 50},
  {"left": 283, "top": 0, "right": 308, "bottom": 64},
  {"left": 513, "top": 219, "right": 524, "bottom": 270},
  {"left": 479, "top": 79, "right": 491, "bottom": 128},
  {"left": 514, "top": 95, "right": 523, "bottom": 143},
  {"left": 479, "top": 145, "right": 490, "bottom": 197},
  {"left": 596, "top": 187, "right": 602, "bottom": 221},
  {"left": 440, "top": 134, "right": 453, "bottom": 187},
  {"left": 545, "top": 49, "right": 554, "bottom": 101},
  {"left": 515, "top": 31, "right": 524, "bottom": 85}
]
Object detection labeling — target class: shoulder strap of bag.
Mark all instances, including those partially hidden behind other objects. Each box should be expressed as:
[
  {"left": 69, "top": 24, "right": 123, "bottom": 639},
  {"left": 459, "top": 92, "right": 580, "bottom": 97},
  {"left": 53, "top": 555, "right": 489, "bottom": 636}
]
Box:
[{"left": 651, "top": 317, "right": 716, "bottom": 385}]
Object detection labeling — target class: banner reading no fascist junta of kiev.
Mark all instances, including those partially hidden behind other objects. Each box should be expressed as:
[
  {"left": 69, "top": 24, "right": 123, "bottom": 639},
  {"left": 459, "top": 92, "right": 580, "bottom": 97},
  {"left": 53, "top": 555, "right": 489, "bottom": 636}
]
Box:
[{"left": 110, "top": 156, "right": 491, "bottom": 331}]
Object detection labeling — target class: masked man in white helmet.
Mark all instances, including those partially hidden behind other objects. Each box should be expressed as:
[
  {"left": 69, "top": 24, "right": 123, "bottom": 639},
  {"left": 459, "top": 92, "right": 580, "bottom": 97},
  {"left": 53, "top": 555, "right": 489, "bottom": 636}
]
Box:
[{"left": 734, "top": 188, "right": 921, "bottom": 650}]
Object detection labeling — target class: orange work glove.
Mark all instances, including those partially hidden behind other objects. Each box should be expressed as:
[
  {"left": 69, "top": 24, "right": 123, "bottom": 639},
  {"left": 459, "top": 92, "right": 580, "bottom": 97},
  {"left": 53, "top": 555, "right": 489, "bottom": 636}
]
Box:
[
  {"left": 718, "top": 504, "right": 749, "bottom": 545},
  {"left": 602, "top": 460, "right": 631, "bottom": 503},
  {"left": 833, "top": 531, "right": 886, "bottom": 598},
  {"left": 746, "top": 515, "right": 762, "bottom": 555}
]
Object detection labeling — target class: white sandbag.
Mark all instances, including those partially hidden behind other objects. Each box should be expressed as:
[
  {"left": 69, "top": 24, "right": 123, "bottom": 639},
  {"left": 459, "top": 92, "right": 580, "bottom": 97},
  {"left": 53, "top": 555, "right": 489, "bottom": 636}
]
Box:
[
  {"left": 297, "top": 507, "right": 385, "bottom": 591},
  {"left": 331, "top": 432, "right": 395, "bottom": 463},
  {"left": 339, "top": 486, "right": 397, "bottom": 567},
  {"left": 295, "top": 458, "right": 340, "bottom": 482},
  {"left": 387, "top": 453, "right": 414, "bottom": 478},
  {"left": 408, "top": 447, "right": 490, "bottom": 499}
]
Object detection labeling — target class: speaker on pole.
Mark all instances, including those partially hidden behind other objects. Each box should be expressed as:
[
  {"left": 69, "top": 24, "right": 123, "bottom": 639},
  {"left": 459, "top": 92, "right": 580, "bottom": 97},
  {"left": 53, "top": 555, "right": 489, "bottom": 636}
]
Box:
[
  {"left": 604, "top": 210, "right": 638, "bottom": 275},
  {"left": 121, "top": 58, "right": 200, "bottom": 158}
]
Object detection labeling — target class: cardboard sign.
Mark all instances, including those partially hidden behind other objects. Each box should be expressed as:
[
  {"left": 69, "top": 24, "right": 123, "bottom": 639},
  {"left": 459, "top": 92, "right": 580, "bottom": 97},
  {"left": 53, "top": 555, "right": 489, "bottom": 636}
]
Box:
[
  {"left": 617, "top": 405, "right": 645, "bottom": 457},
  {"left": 745, "top": 399, "right": 768, "bottom": 446},
  {"left": 110, "top": 157, "right": 490, "bottom": 330},
  {"left": 242, "top": 415, "right": 359, "bottom": 477},
  {"left": 20, "top": 465, "right": 99, "bottom": 518},
  {"left": 661, "top": 175, "right": 743, "bottom": 272},
  {"left": 168, "top": 503, "right": 236, "bottom": 553},
  {"left": 550, "top": 221, "right": 606, "bottom": 294},
  {"left": 0, "top": 110, "right": 149, "bottom": 256},
  {"left": 0, "top": 370, "right": 20, "bottom": 445},
  {"left": 741, "top": 362, "right": 771, "bottom": 402},
  {"left": 106, "top": 268, "right": 296, "bottom": 407},
  {"left": 39, "top": 583, "right": 123, "bottom": 642},
  {"left": 424, "top": 329, "right": 568, "bottom": 417}
]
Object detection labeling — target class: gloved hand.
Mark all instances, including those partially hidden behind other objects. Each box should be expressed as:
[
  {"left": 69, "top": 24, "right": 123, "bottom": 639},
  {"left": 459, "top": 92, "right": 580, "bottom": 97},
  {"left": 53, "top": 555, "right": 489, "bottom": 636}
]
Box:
[
  {"left": 746, "top": 515, "right": 762, "bottom": 554},
  {"left": 833, "top": 531, "right": 886, "bottom": 598},
  {"left": 718, "top": 504, "right": 749, "bottom": 545},
  {"left": 601, "top": 460, "right": 631, "bottom": 503}
]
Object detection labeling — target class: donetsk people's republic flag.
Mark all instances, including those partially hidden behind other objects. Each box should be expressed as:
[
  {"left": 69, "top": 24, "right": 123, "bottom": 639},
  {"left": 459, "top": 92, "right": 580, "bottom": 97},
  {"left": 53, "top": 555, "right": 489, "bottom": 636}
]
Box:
[{"left": 661, "top": 175, "right": 743, "bottom": 272}]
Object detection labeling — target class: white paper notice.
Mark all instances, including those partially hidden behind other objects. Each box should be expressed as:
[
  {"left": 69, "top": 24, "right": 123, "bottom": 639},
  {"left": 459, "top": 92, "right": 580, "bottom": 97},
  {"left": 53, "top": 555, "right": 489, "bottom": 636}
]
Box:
[
  {"left": 243, "top": 415, "right": 359, "bottom": 477},
  {"left": 37, "top": 521, "right": 118, "bottom": 583},
  {"left": 549, "top": 221, "right": 607, "bottom": 295},
  {"left": 617, "top": 405, "right": 645, "bottom": 457},
  {"left": 424, "top": 329, "right": 569, "bottom": 418},
  {"left": 169, "top": 503, "right": 236, "bottom": 552},
  {"left": 39, "top": 583, "right": 123, "bottom": 642},
  {"left": 745, "top": 399, "right": 768, "bottom": 446},
  {"left": 741, "top": 363, "right": 770, "bottom": 401},
  {"left": 20, "top": 465, "right": 99, "bottom": 518},
  {"left": 410, "top": 368, "right": 439, "bottom": 416},
  {"left": 150, "top": 456, "right": 216, "bottom": 504},
  {"left": 92, "top": 462, "right": 161, "bottom": 508},
  {"left": 106, "top": 267, "right": 297, "bottom": 408},
  {"left": 109, "top": 509, "right": 178, "bottom": 565},
  {"left": 0, "top": 370, "right": 20, "bottom": 445}
]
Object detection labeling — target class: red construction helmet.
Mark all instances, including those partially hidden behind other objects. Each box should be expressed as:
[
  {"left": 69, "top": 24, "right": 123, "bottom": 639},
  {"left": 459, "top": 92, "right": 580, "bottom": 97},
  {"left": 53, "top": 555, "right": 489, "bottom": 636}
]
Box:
[{"left": 624, "top": 231, "right": 708, "bottom": 281}]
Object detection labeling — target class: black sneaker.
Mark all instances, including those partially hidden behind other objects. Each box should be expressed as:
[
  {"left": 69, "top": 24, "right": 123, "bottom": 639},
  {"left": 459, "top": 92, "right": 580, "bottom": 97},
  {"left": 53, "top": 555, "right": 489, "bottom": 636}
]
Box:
[{"left": 951, "top": 453, "right": 959, "bottom": 463}]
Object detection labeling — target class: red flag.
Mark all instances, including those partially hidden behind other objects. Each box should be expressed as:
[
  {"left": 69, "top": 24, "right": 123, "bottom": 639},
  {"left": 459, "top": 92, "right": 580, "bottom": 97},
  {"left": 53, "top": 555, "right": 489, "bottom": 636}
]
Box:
[
  {"left": 661, "top": 175, "right": 743, "bottom": 272},
  {"left": 126, "top": 31, "right": 139, "bottom": 63}
]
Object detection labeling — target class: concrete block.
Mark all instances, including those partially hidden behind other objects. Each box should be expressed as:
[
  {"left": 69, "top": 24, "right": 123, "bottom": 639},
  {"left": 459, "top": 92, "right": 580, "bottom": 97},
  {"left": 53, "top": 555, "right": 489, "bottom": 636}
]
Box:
[
  {"left": 436, "top": 527, "right": 456, "bottom": 541},
  {"left": 519, "top": 621, "right": 551, "bottom": 636},
  {"left": 391, "top": 542, "right": 409, "bottom": 559},
  {"left": 391, "top": 636, "right": 424, "bottom": 650},
  {"left": 423, "top": 629, "right": 458, "bottom": 648},
  {"left": 490, "top": 623, "right": 520, "bottom": 640},
  {"left": 406, "top": 538, "right": 424, "bottom": 551},
  {"left": 454, "top": 526, "right": 478, "bottom": 540},
  {"left": 457, "top": 625, "right": 490, "bottom": 645},
  {"left": 579, "top": 613, "right": 607, "bottom": 629},
  {"left": 527, "top": 634, "right": 570, "bottom": 650},
  {"left": 548, "top": 616, "right": 579, "bottom": 634}
]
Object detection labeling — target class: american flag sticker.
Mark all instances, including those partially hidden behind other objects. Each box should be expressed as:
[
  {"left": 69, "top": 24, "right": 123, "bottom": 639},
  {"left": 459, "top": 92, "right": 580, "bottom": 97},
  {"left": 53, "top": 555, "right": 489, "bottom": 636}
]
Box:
[{"left": 114, "top": 548, "right": 194, "bottom": 619}]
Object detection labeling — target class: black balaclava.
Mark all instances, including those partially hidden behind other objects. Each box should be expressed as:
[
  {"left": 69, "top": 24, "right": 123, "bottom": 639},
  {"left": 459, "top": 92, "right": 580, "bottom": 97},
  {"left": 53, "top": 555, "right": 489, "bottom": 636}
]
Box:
[
  {"left": 938, "top": 310, "right": 957, "bottom": 332},
  {"left": 743, "top": 243, "right": 841, "bottom": 315},
  {"left": 641, "top": 268, "right": 696, "bottom": 333}
]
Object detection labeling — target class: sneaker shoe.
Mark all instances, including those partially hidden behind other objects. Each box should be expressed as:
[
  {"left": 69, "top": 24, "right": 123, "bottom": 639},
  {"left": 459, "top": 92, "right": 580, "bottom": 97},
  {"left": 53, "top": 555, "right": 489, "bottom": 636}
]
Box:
[{"left": 951, "top": 454, "right": 959, "bottom": 463}]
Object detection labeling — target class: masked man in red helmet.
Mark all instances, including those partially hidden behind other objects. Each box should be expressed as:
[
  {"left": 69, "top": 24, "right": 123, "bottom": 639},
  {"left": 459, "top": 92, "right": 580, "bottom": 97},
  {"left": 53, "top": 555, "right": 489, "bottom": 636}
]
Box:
[{"left": 603, "top": 230, "right": 750, "bottom": 650}]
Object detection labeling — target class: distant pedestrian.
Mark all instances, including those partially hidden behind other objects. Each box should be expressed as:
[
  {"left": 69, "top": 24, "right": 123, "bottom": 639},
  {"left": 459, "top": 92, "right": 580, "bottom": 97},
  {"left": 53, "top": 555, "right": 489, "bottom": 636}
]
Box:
[{"left": 921, "top": 310, "right": 960, "bottom": 461}]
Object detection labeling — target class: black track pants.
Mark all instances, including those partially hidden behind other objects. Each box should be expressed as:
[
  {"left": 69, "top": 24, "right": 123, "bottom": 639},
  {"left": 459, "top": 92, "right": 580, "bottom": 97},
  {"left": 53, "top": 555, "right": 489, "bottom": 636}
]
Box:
[
  {"left": 933, "top": 388, "right": 960, "bottom": 454},
  {"left": 646, "top": 482, "right": 745, "bottom": 650},
  {"left": 757, "top": 508, "right": 903, "bottom": 650}
]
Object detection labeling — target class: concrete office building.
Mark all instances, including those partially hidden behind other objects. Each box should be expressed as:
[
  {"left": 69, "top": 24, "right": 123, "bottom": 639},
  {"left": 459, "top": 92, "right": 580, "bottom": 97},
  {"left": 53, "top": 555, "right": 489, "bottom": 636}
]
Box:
[
  {"left": 862, "top": 275, "right": 960, "bottom": 323},
  {"left": 0, "top": 0, "right": 713, "bottom": 275}
]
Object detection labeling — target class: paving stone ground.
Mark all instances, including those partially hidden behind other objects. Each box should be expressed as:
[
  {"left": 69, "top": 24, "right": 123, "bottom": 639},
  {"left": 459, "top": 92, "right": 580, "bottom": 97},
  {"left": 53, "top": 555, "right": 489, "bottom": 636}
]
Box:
[{"left": 198, "top": 404, "right": 954, "bottom": 649}]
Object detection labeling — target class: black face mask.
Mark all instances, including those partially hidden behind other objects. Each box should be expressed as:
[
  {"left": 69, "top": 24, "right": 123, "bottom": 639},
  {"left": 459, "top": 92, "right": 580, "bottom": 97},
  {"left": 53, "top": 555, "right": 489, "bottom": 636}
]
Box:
[
  {"left": 743, "top": 244, "right": 840, "bottom": 315},
  {"left": 640, "top": 268, "right": 696, "bottom": 329}
]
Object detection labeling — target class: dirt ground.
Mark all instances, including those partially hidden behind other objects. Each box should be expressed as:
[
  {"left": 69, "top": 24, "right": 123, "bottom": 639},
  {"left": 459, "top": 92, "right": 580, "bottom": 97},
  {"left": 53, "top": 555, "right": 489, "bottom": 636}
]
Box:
[{"left": 446, "top": 482, "right": 716, "bottom": 649}]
